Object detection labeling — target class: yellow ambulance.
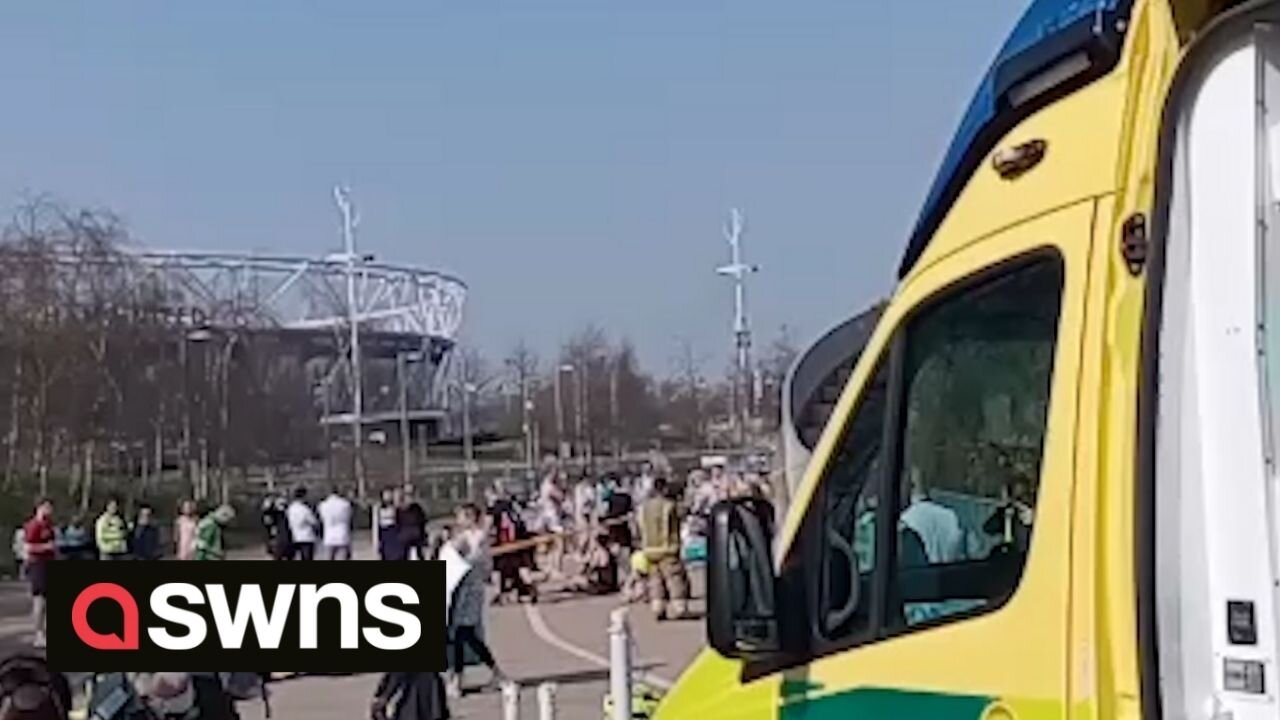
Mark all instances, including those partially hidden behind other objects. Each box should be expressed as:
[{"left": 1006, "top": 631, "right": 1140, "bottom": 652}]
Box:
[{"left": 657, "top": 1, "right": 1280, "bottom": 718}]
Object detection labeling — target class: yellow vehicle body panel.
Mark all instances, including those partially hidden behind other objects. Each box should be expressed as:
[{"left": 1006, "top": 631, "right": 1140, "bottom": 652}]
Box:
[{"left": 655, "top": 0, "right": 1191, "bottom": 717}]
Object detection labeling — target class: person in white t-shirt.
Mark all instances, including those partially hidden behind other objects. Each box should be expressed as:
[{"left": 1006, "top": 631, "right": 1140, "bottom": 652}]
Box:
[
  {"left": 898, "top": 468, "right": 964, "bottom": 564},
  {"left": 571, "top": 475, "right": 597, "bottom": 551},
  {"left": 286, "top": 486, "right": 320, "bottom": 561},
  {"left": 898, "top": 468, "right": 967, "bottom": 625},
  {"left": 318, "top": 487, "right": 354, "bottom": 561},
  {"left": 632, "top": 463, "right": 655, "bottom": 505}
]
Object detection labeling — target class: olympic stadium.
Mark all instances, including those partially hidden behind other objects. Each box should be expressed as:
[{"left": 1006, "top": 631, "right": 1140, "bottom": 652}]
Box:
[{"left": 70, "top": 247, "right": 468, "bottom": 443}]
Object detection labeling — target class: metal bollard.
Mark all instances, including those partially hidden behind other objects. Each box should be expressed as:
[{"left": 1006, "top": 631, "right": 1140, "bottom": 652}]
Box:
[
  {"left": 537, "top": 682, "right": 557, "bottom": 720},
  {"left": 502, "top": 681, "right": 521, "bottom": 720},
  {"left": 609, "top": 607, "right": 633, "bottom": 720}
]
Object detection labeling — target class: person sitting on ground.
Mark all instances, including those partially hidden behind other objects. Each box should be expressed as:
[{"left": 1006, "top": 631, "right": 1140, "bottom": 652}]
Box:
[{"left": 569, "top": 530, "right": 619, "bottom": 596}]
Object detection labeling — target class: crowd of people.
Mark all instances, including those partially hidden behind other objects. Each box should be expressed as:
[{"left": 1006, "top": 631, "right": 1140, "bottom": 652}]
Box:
[
  {"left": 12, "top": 496, "right": 237, "bottom": 650},
  {"left": 482, "top": 459, "right": 773, "bottom": 622},
  {"left": 1, "top": 459, "right": 773, "bottom": 720}
]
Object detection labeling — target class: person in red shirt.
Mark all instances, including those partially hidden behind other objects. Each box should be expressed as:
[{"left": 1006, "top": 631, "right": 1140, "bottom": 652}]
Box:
[{"left": 23, "top": 498, "right": 55, "bottom": 649}]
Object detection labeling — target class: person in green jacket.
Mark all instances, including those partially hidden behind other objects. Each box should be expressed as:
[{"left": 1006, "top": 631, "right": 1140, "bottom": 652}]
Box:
[
  {"left": 194, "top": 505, "right": 236, "bottom": 561},
  {"left": 95, "top": 497, "right": 129, "bottom": 560}
]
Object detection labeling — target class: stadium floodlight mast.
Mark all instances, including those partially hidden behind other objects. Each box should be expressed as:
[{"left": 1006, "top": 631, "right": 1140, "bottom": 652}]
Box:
[
  {"left": 716, "top": 208, "right": 759, "bottom": 448},
  {"left": 330, "top": 184, "right": 371, "bottom": 501}
]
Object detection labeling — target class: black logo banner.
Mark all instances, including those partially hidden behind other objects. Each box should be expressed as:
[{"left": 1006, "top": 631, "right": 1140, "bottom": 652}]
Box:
[{"left": 46, "top": 561, "right": 445, "bottom": 672}]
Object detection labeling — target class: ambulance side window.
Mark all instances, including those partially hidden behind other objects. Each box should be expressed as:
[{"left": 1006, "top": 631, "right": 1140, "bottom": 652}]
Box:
[
  {"left": 813, "top": 360, "right": 888, "bottom": 643},
  {"left": 888, "top": 255, "right": 1063, "bottom": 630}
]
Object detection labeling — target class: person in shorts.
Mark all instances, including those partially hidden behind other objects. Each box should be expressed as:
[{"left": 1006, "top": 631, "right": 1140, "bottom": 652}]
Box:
[{"left": 22, "top": 499, "right": 55, "bottom": 649}]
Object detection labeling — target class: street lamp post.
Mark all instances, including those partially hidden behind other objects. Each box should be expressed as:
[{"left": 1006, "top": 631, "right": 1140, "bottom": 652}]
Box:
[
  {"left": 575, "top": 364, "right": 588, "bottom": 466},
  {"left": 609, "top": 357, "right": 621, "bottom": 461},
  {"left": 462, "top": 381, "right": 476, "bottom": 499},
  {"left": 523, "top": 393, "right": 536, "bottom": 471},
  {"left": 397, "top": 350, "right": 423, "bottom": 487},
  {"left": 554, "top": 365, "right": 572, "bottom": 461},
  {"left": 217, "top": 333, "right": 239, "bottom": 506},
  {"left": 332, "top": 185, "right": 374, "bottom": 501},
  {"left": 321, "top": 378, "right": 333, "bottom": 486},
  {"left": 507, "top": 358, "right": 536, "bottom": 471},
  {"left": 180, "top": 334, "right": 192, "bottom": 494},
  {"left": 181, "top": 327, "right": 212, "bottom": 500},
  {"left": 715, "top": 208, "right": 759, "bottom": 449}
]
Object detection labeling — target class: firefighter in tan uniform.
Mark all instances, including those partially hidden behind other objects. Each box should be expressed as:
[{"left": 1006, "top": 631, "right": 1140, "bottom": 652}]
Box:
[{"left": 636, "top": 476, "right": 689, "bottom": 620}]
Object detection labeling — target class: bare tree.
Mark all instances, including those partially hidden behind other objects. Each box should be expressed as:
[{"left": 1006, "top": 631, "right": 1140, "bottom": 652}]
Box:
[
  {"left": 560, "top": 325, "right": 608, "bottom": 463},
  {"left": 504, "top": 340, "right": 539, "bottom": 466},
  {"left": 668, "top": 337, "right": 709, "bottom": 447},
  {"left": 757, "top": 324, "right": 800, "bottom": 429}
]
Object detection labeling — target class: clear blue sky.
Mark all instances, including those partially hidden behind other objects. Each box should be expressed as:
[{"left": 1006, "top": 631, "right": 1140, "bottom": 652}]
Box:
[{"left": 0, "top": 1, "right": 1026, "bottom": 374}]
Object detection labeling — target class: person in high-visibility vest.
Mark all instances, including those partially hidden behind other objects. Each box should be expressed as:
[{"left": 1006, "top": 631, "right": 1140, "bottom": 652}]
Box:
[
  {"left": 636, "top": 476, "right": 689, "bottom": 620},
  {"left": 94, "top": 497, "right": 129, "bottom": 560}
]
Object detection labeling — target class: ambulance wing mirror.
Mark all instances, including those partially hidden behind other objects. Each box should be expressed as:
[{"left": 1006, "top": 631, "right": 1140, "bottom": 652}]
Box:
[{"left": 707, "top": 497, "right": 780, "bottom": 659}]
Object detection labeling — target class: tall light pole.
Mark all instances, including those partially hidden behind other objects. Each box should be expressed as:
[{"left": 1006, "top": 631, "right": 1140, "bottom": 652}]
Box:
[
  {"left": 506, "top": 358, "right": 536, "bottom": 472},
  {"left": 319, "top": 377, "right": 333, "bottom": 487},
  {"left": 216, "top": 332, "right": 239, "bottom": 506},
  {"left": 715, "top": 208, "right": 758, "bottom": 448},
  {"left": 332, "top": 185, "right": 371, "bottom": 501},
  {"left": 609, "top": 356, "right": 620, "bottom": 461},
  {"left": 461, "top": 381, "right": 477, "bottom": 499},
  {"left": 554, "top": 364, "right": 572, "bottom": 461},
  {"left": 397, "top": 350, "right": 423, "bottom": 487},
  {"left": 180, "top": 327, "right": 212, "bottom": 499},
  {"left": 524, "top": 393, "right": 536, "bottom": 470},
  {"left": 574, "top": 363, "right": 587, "bottom": 466}
]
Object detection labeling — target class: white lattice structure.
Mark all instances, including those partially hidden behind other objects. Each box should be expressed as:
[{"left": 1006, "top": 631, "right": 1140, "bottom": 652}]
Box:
[{"left": 127, "top": 251, "right": 466, "bottom": 341}]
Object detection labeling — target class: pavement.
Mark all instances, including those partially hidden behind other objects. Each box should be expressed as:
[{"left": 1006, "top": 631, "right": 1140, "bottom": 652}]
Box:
[{"left": 0, "top": 533, "right": 708, "bottom": 720}]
